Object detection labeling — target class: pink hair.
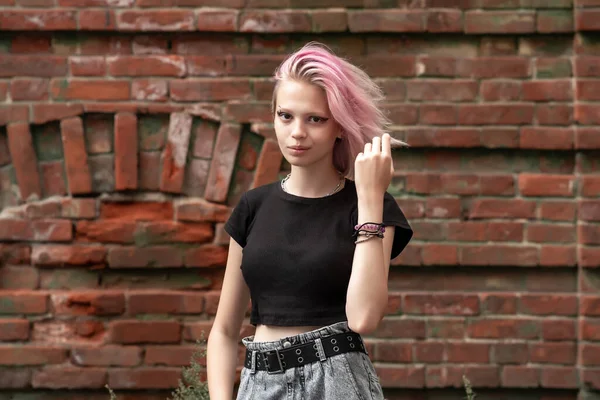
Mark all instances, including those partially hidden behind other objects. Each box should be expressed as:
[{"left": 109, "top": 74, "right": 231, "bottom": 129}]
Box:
[{"left": 272, "top": 42, "right": 406, "bottom": 178}]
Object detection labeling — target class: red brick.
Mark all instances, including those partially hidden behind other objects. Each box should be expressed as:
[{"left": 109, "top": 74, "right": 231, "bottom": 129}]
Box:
[
  {"left": 576, "top": 104, "right": 600, "bottom": 125},
  {"left": 427, "top": 9, "right": 463, "bottom": 32},
  {"left": 51, "top": 291, "right": 125, "bottom": 316},
  {"left": 109, "top": 321, "right": 181, "bottom": 344},
  {"left": 414, "top": 341, "right": 444, "bottom": 363},
  {"left": 538, "top": 201, "right": 577, "bottom": 221},
  {"left": 580, "top": 200, "right": 600, "bottom": 222},
  {"left": 542, "top": 319, "right": 576, "bottom": 341},
  {"left": 78, "top": 9, "right": 116, "bottom": 30},
  {"left": 0, "top": 244, "right": 31, "bottom": 265},
  {"left": 482, "top": 294, "right": 518, "bottom": 315},
  {"left": 467, "top": 318, "right": 540, "bottom": 339},
  {"left": 100, "top": 201, "right": 173, "bottom": 220},
  {"left": 520, "top": 127, "right": 574, "bottom": 150},
  {"left": 374, "top": 319, "right": 426, "bottom": 339},
  {"left": 108, "top": 55, "right": 186, "bottom": 77},
  {"left": 114, "top": 112, "right": 138, "bottom": 191},
  {"left": 159, "top": 112, "right": 193, "bottom": 193},
  {"left": 460, "top": 245, "right": 538, "bottom": 266},
  {"left": 577, "top": 128, "right": 600, "bottom": 149},
  {"left": 60, "top": 117, "right": 92, "bottom": 194},
  {"left": 405, "top": 128, "right": 480, "bottom": 148},
  {"left": 447, "top": 221, "right": 486, "bottom": 241},
  {"left": 197, "top": 9, "right": 238, "bottom": 31},
  {"left": 538, "top": 10, "right": 573, "bottom": 33},
  {"left": 239, "top": 10, "right": 312, "bottom": 32},
  {"left": 204, "top": 123, "right": 242, "bottom": 202},
  {"left": 10, "top": 35, "right": 51, "bottom": 53},
  {"left": 576, "top": 56, "right": 600, "bottom": 77},
  {"left": 0, "top": 319, "right": 30, "bottom": 341},
  {"left": 144, "top": 345, "right": 198, "bottom": 366},
  {"left": 426, "top": 319, "right": 465, "bottom": 339},
  {"left": 76, "top": 220, "right": 136, "bottom": 243},
  {"left": 375, "top": 342, "right": 413, "bottom": 363},
  {"left": 184, "top": 244, "right": 228, "bottom": 268},
  {"left": 519, "top": 294, "right": 577, "bottom": 316},
  {"left": 404, "top": 294, "right": 479, "bottom": 316},
  {"left": 425, "top": 198, "right": 461, "bottom": 219},
  {"left": 487, "top": 222, "right": 523, "bottom": 242},
  {"left": 69, "top": 56, "right": 106, "bottom": 76},
  {"left": 139, "top": 221, "right": 214, "bottom": 244},
  {"left": 0, "top": 346, "right": 67, "bottom": 365},
  {"left": 0, "top": 220, "right": 72, "bottom": 242},
  {"left": 32, "top": 366, "right": 106, "bottom": 389},
  {"left": 51, "top": 79, "right": 130, "bottom": 101},
  {"left": 540, "top": 366, "right": 579, "bottom": 388},
  {"left": 419, "top": 104, "right": 457, "bottom": 125},
  {"left": 580, "top": 247, "right": 600, "bottom": 267},
  {"left": 170, "top": 78, "right": 252, "bottom": 101},
  {"left": 0, "top": 368, "right": 31, "bottom": 389},
  {"left": 0, "top": 266, "right": 39, "bottom": 290},
  {"left": 465, "top": 11, "right": 535, "bottom": 34},
  {"left": 377, "top": 365, "right": 425, "bottom": 388},
  {"left": 127, "top": 291, "right": 203, "bottom": 315},
  {"left": 582, "top": 176, "right": 600, "bottom": 197},
  {"left": 107, "top": 246, "right": 183, "bottom": 268},
  {"left": 480, "top": 80, "right": 521, "bottom": 101},
  {"left": 6, "top": 122, "right": 41, "bottom": 201},
  {"left": 348, "top": 10, "right": 426, "bottom": 32},
  {"left": 71, "top": 345, "right": 142, "bottom": 367},
  {"left": 132, "top": 79, "right": 168, "bottom": 101},
  {"left": 252, "top": 139, "right": 283, "bottom": 188},
  {"left": 530, "top": 342, "right": 576, "bottom": 364},
  {"left": 0, "top": 10, "right": 77, "bottom": 30},
  {"left": 0, "top": 55, "right": 67, "bottom": 78},
  {"left": 108, "top": 367, "right": 181, "bottom": 389},
  {"left": 458, "top": 104, "right": 534, "bottom": 125},
  {"left": 493, "top": 343, "right": 528, "bottom": 364},
  {"left": 502, "top": 366, "right": 539, "bottom": 388},
  {"left": 32, "top": 103, "right": 83, "bottom": 124},
  {"left": 581, "top": 224, "right": 600, "bottom": 245},
  {"left": 223, "top": 101, "right": 272, "bottom": 123},
  {"left": 185, "top": 55, "right": 229, "bottom": 76},
  {"left": 522, "top": 80, "right": 573, "bottom": 101},
  {"left": 527, "top": 223, "right": 576, "bottom": 243},
  {"left": 10, "top": 78, "right": 49, "bottom": 101},
  {"left": 577, "top": 9, "right": 600, "bottom": 31},
  {"left": 447, "top": 342, "right": 490, "bottom": 363},
  {"left": 312, "top": 9, "right": 348, "bottom": 32},
  {"left": 175, "top": 198, "right": 230, "bottom": 223},
  {"left": 540, "top": 245, "right": 577, "bottom": 267},
  {"left": 40, "top": 161, "right": 67, "bottom": 197},
  {"left": 32, "top": 245, "right": 106, "bottom": 267},
  {"left": 457, "top": 57, "right": 531, "bottom": 78},
  {"left": 117, "top": 10, "right": 195, "bottom": 31},
  {"left": 470, "top": 198, "right": 536, "bottom": 219}
]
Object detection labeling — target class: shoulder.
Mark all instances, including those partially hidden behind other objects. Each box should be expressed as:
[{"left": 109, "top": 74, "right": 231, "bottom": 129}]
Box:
[{"left": 242, "top": 180, "right": 280, "bottom": 208}]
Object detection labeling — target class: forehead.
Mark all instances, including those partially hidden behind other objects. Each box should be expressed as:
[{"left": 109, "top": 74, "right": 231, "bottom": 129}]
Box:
[{"left": 275, "top": 80, "right": 330, "bottom": 114}]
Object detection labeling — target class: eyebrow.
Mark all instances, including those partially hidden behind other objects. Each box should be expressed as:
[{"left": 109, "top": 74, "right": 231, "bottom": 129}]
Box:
[{"left": 277, "top": 107, "right": 329, "bottom": 117}]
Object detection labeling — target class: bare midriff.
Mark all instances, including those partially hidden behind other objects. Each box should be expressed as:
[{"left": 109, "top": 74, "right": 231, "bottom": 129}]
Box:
[{"left": 253, "top": 324, "right": 323, "bottom": 342}]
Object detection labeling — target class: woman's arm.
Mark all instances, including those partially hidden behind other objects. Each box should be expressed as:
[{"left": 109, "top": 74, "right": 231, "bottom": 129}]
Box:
[
  {"left": 346, "top": 133, "right": 396, "bottom": 335},
  {"left": 207, "top": 238, "right": 250, "bottom": 400},
  {"left": 345, "top": 197, "right": 395, "bottom": 335}
]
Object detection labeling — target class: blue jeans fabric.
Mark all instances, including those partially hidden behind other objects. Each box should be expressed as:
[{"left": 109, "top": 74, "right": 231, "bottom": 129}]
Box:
[{"left": 236, "top": 321, "right": 384, "bottom": 400}]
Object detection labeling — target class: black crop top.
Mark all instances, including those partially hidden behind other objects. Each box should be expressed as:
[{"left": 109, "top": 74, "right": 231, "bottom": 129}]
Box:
[{"left": 224, "top": 179, "right": 413, "bottom": 327}]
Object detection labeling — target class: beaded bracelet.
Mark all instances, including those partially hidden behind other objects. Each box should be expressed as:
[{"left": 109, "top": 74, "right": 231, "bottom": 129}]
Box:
[{"left": 353, "top": 222, "right": 386, "bottom": 239}]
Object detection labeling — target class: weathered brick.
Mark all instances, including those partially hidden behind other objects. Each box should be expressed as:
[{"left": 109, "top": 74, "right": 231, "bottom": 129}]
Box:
[
  {"left": 159, "top": 112, "right": 192, "bottom": 193},
  {"left": 10, "top": 78, "right": 49, "bottom": 101},
  {"left": 170, "top": 78, "right": 252, "bottom": 101},
  {"left": 239, "top": 10, "right": 312, "bottom": 32},
  {"left": 204, "top": 123, "right": 242, "bottom": 202},
  {"left": 348, "top": 10, "right": 426, "bottom": 32},
  {"left": 51, "top": 79, "right": 130, "bottom": 101},
  {"left": 0, "top": 346, "right": 67, "bottom": 365},
  {"left": 519, "top": 173, "right": 575, "bottom": 197},
  {"left": 71, "top": 345, "right": 142, "bottom": 366},
  {"left": 0, "top": 220, "right": 72, "bottom": 242},
  {"left": 127, "top": 291, "right": 203, "bottom": 315},
  {"left": 114, "top": 112, "right": 138, "bottom": 191},
  {"left": 61, "top": 117, "right": 92, "bottom": 194},
  {"left": 520, "top": 127, "right": 574, "bottom": 149},
  {"left": 117, "top": 10, "right": 195, "bottom": 31},
  {"left": 109, "top": 320, "right": 181, "bottom": 344},
  {"left": 32, "top": 244, "right": 106, "bottom": 267},
  {"left": 465, "top": 11, "right": 536, "bottom": 34},
  {"left": 0, "top": 10, "right": 77, "bottom": 30},
  {"left": 32, "top": 366, "right": 106, "bottom": 389},
  {"left": 197, "top": 9, "right": 238, "bottom": 31},
  {"left": 108, "top": 367, "right": 181, "bottom": 389},
  {"left": 6, "top": 123, "right": 41, "bottom": 201},
  {"left": 108, "top": 55, "right": 186, "bottom": 77},
  {"left": 0, "top": 319, "right": 30, "bottom": 341}
]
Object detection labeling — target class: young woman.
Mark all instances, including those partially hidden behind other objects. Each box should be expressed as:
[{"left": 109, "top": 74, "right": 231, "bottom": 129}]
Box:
[{"left": 206, "top": 42, "right": 413, "bottom": 400}]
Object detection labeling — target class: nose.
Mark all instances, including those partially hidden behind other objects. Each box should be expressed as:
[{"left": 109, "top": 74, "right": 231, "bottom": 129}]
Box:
[{"left": 290, "top": 120, "right": 306, "bottom": 139}]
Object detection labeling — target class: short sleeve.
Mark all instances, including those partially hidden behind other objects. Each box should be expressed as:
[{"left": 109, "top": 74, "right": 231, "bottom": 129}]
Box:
[
  {"left": 224, "top": 192, "right": 251, "bottom": 248},
  {"left": 382, "top": 192, "right": 413, "bottom": 260}
]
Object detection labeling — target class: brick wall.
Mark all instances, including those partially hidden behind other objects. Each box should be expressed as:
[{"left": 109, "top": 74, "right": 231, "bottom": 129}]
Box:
[{"left": 0, "top": 0, "right": 599, "bottom": 398}]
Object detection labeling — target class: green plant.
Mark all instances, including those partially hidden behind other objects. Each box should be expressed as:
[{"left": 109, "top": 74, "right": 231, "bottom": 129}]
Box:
[{"left": 462, "top": 375, "right": 476, "bottom": 400}]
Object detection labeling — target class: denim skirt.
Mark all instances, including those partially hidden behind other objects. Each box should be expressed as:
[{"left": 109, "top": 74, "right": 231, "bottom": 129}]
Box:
[{"left": 236, "top": 321, "right": 384, "bottom": 400}]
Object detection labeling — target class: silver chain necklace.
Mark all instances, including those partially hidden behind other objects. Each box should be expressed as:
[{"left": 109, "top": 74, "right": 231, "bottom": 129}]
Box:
[{"left": 281, "top": 173, "right": 344, "bottom": 197}]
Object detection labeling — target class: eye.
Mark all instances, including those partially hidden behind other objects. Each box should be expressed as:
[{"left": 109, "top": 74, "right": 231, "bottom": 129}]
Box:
[
  {"left": 277, "top": 111, "right": 292, "bottom": 121},
  {"left": 308, "top": 116, "right": 328, "bottom": 124}
]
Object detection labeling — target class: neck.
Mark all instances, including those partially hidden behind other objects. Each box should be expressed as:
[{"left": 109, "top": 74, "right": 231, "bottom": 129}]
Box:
[{"left": 284, "top": 165, "right": 343, "bottom": 198}]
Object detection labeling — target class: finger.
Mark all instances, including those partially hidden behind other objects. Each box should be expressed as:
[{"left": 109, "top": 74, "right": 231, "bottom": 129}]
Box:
[
  {"left": 364, "top": 142, "right": 371, "bottom": 154},
  {"left": 381, "top": 133, "right": 391, "bottom": 157},
  {"left": 372, "top": 136, "right": 381, "bottom": 153}
]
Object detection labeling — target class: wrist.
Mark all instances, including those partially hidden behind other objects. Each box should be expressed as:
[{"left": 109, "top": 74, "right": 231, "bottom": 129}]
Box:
[{"left": 357, "top": 200, "right": 383, "bottom": 223}]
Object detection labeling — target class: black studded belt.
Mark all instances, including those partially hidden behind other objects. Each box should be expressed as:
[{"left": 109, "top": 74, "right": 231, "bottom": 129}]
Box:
[{"left": 244, "top": 331, "right": 366, "bottom": 374}]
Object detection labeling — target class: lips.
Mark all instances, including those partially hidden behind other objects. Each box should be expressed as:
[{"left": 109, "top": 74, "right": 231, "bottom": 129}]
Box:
[{"left": 288, "top": 146, "right": 309, "bottom": 150}]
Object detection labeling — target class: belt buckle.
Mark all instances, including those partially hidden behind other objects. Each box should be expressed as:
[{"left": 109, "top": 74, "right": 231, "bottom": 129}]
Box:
[{"left": 265, "top": 349, "right": 284, "bottom": 374}]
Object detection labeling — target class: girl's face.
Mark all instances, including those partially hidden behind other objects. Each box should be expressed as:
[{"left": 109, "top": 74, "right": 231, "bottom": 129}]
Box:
[{"left": 273, "top": 79, "right": 339, "bottom": 171}]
